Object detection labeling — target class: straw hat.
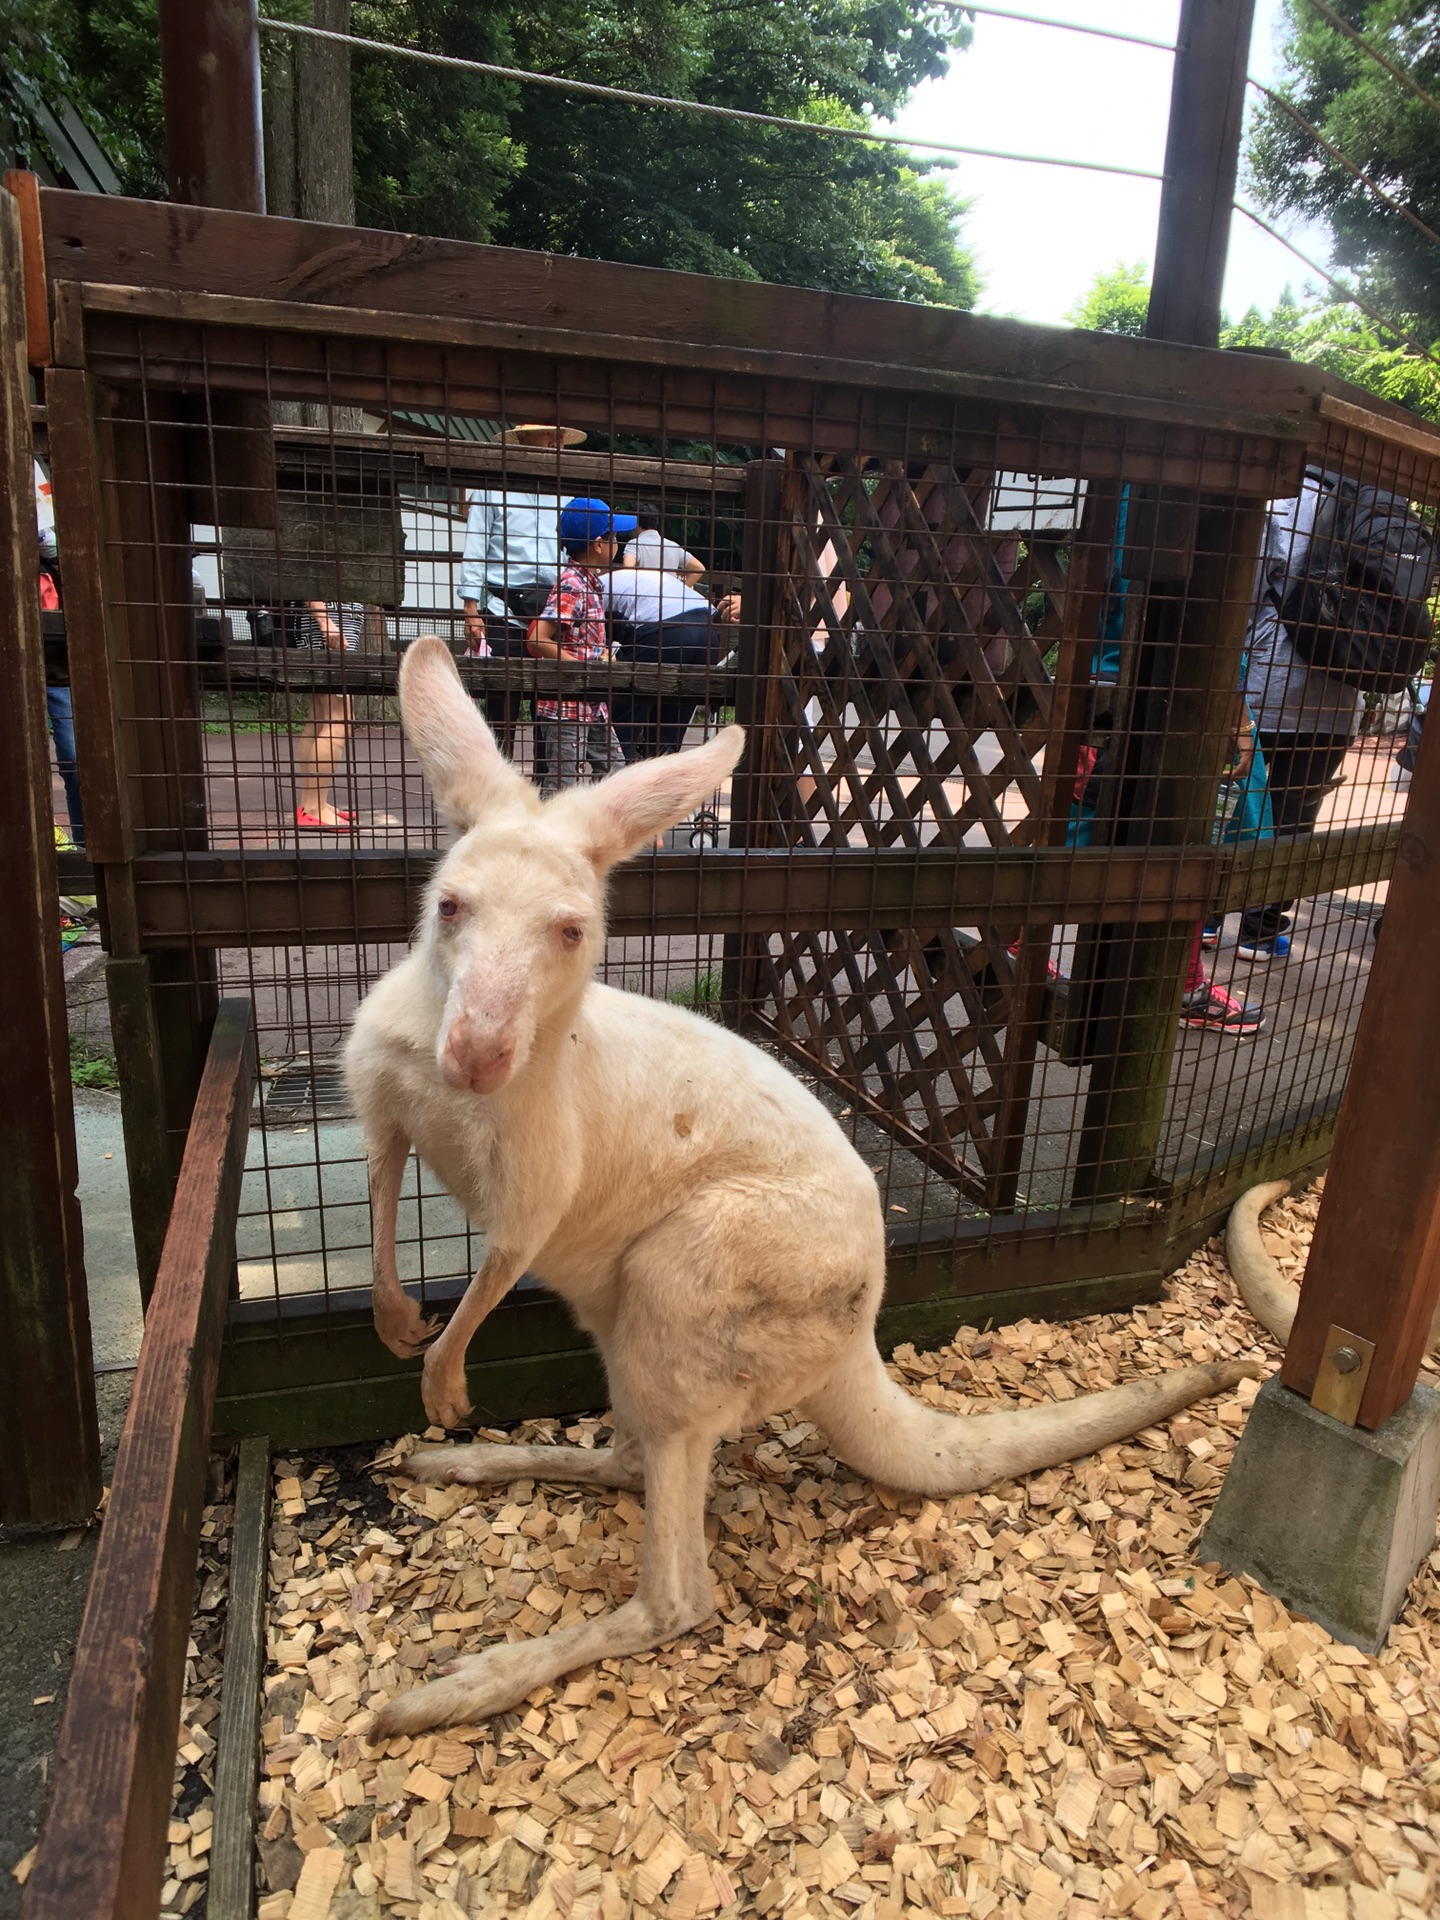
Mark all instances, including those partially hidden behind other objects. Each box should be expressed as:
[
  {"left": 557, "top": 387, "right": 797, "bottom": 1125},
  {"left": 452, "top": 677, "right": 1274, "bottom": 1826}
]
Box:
[{"left": 500, "top": 423, "right": 588, "bottom": 447}]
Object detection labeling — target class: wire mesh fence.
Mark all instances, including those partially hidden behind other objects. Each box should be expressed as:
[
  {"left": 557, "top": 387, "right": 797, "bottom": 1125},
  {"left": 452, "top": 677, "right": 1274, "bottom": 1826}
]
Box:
[{"left": 37, "top": 215, "right": 1436, "bottom": 1425}]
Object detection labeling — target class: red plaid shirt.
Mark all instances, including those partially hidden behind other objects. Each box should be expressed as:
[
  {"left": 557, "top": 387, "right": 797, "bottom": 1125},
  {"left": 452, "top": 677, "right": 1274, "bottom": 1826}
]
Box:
[{"left": 534, "top": 564, "right": 610, "bottom": 722}]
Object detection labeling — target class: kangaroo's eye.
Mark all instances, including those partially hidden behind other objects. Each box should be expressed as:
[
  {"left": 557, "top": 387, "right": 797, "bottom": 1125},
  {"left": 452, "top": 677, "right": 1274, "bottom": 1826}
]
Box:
[
  {"left": 560, "top": 923, "right": 585, "bottom": 947},
  {"left": 437, "top": 896, "right": 461, "bottom": 921}
]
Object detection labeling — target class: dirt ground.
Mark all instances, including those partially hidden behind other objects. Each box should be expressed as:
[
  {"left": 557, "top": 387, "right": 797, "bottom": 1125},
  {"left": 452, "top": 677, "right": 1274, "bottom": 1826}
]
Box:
[{"left": 0, "top": 1372, "right": 133, "bottom": 1920}]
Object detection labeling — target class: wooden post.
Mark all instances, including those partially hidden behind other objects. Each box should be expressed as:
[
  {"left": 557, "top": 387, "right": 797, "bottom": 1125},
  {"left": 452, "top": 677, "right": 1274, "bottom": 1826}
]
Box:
[
  {"left": 0, "top": 189, "right": 101, "bottom": 1525},
  {"left": 157, "top": 0, "right": 265, "bottom": 212},
  {"left": 721, "top": 458, "right": 787, "bottom": 1029},
  {"left": 1146, "top": 0, "right": 1259, "bottom": 350},
  {"left": 1068, "top": 0, "right": 1259, "bottom": 1201},
  {"left": 1280, "top": 696, "right": 1440, "bottom": 1428}
]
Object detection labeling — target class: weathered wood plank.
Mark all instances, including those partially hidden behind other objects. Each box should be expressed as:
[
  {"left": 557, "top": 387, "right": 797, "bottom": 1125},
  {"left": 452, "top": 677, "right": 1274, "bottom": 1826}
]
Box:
[
  {"left": 270, "top": 426, "right": 750, "bottom": 495},
  {"left": 0, "top": 186, "right": 99, "bottom": 1526},
  {"left": 43, "top": 367, "right": 133, "bottom": 864},
  {"left": 1282, "top": 649, "right": 1440, "bottom": 1426},
  {"left": 23, "top": 998, "right": 256, "bottom": 1920},
  {"left": 1, "top": 170, "right": 50, "bottom": 365},
  {"left": 53, "top": 819, "right": 1395, "bottom": 948},
  {"left": 205, "top": 639, "right": 736, "bottom": 699},
  {"left": 62, "top": 277, "right": 1318, "bottom": 451},
  {"left": 31, "top": 190, "right": 1349, "bottom": 430},
  {"left": 207, "top": 1433, "right": 270, "bottom": 1920}
]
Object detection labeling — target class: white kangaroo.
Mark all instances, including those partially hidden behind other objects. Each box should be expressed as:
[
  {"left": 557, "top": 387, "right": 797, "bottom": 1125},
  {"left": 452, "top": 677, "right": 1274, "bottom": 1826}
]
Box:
[{"left": 346, "top": 636, "right": 1258, "bottom": 1734}]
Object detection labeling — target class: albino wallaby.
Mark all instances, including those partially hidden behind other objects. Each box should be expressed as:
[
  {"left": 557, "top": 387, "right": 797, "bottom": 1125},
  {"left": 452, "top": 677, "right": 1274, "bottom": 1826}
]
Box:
[{"left": 346, "top": 636, "right": 1258, "bottom": 1735}]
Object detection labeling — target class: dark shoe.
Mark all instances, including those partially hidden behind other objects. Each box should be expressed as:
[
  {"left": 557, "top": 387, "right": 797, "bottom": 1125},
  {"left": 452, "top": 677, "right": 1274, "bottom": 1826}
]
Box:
[
  {"left": 1200, "top": 918, "right": 1222, "bottom": 950},
  {"left": 1180, "top": 981, "right": 1265, "bottom": 1036}
]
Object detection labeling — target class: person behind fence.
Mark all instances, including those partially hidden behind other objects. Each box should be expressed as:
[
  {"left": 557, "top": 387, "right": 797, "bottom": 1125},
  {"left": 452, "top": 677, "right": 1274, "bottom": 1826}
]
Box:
[
  {"left": 1062, "top": 490, "right": 1271, "bottom": 1038},
  {"left": 526, "top": 498, "right": 636, "bottom": 795},
  {"left": 622, "top": 518, "right": 706, "bottom": 588},
  {"left": 456, "top": 425, "right": 581, "bottom": 756},
  {"left": 605, "top": 539, "right": 741, "bottom": 762},
  {"left": 295, "top": 601, "right": 360, "bottom": 830},
  {"left": 1237, "top": 465, "right": 1436, "bottom": 960}
]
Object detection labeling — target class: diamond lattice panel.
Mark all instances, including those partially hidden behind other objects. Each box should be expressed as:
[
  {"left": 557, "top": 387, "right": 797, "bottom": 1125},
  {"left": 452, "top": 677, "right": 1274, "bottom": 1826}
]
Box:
[{"left": 747, "top": 456, "right": 1070, "bottom": 1204}]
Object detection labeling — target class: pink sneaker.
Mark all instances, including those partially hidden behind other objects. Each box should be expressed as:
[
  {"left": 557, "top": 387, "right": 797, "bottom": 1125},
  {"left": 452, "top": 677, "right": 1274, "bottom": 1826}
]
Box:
[{"left": 1180, "top": 980, "right": 1264, "bottom": 1036}]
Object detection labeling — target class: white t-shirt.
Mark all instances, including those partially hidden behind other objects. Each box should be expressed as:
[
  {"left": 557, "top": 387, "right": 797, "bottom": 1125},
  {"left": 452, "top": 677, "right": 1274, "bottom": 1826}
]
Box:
[
  {"left": 626, "top": 529, "right": 698, "bottom": 575},
  {"left": 603, "top": 569, "right": 713, "bottom": 626}
]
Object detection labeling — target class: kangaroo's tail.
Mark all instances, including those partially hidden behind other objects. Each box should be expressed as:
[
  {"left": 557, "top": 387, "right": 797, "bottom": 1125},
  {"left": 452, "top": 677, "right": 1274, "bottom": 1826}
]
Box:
[{"left": 801, "top": 1336, "right": 1260, "bottom": 1496}]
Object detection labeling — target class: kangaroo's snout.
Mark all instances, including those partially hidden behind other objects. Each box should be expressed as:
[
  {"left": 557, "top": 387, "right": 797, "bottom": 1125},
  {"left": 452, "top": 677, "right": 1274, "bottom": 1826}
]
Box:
[
  {"left": 439, "top": 1017, "right": 518, "bottom": 1095},
  {"left": 439, "top": 970, "right": 527, "bottom": 1092}
]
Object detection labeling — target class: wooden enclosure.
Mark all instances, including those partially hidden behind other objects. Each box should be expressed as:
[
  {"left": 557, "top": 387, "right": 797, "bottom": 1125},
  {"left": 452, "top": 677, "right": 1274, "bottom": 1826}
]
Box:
[{"left": 20, "top": 184, "right": 1440, "bottom": 1453}]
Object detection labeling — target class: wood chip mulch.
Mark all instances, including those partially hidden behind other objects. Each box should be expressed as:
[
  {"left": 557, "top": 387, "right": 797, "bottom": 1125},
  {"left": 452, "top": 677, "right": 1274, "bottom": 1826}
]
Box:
[
  {"left": 235, "top": 1180, "right": 1440, "bottom": 1920},
  {"left": 159, "top": 1452, "right": 235, "bottom": 1916}
]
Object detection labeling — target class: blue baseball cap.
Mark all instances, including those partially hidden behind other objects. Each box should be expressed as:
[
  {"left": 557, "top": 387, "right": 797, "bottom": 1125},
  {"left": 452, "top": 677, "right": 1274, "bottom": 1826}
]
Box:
[{"left": 559, "top": 497, "right": 639, "bottom": 550}]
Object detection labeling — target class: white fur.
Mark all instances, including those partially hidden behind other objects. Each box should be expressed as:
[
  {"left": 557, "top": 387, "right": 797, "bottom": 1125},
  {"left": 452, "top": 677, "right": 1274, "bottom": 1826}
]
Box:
[{"left": 347, "top": 636, "right": 1258, "bottom": 1734}]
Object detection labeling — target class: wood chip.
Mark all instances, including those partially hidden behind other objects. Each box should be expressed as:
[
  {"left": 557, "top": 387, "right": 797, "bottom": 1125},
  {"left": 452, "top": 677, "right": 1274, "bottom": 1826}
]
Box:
[{"left": 288, "top": 1845, "right": 345, "bottom": 1920}]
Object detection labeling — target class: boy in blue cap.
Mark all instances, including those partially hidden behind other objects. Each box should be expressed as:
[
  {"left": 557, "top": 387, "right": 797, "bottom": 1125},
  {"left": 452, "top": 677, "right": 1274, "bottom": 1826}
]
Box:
[{"left": 528, "top": 498, "right": 638, "bottom": 795}]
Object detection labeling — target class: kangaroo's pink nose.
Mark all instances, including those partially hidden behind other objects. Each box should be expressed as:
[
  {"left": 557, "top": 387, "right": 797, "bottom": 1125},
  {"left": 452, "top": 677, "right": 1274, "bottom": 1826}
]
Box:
[{"left": 440, "top": 1024, "right": 516, "bottom": 1093}]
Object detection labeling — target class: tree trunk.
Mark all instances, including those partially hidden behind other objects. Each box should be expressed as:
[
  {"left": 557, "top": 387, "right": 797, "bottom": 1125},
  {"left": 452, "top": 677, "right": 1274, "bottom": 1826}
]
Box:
[{"left": 263, "top": 1, "right": 362, "bottom": 430}]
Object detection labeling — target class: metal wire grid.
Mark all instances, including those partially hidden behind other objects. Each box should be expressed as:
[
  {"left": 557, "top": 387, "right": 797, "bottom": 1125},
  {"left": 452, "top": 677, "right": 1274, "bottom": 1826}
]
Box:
[{"left": 77, "top": 322, "right": 1432, "bottom": 1321}]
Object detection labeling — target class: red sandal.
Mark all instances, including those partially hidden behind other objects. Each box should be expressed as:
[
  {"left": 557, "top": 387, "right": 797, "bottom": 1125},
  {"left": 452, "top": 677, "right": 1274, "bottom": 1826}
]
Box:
[{"left": 295, "top": 806, "right": 356, "bottom": 831}]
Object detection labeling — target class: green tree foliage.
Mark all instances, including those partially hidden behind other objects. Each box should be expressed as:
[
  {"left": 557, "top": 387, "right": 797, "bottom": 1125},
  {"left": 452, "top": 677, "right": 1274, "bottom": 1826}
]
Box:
[
  {"left": 11, "top": 0, "right": 981, "bottom": 308},
  {"left": 4, "top": 0, "right": 164, "bottom": 194},
  {"left": 1223, "top": 288, "right": 1440, "bottom": 422},
  {"left": 1067, "top": 264, "right": 1440, "bottom": 422},
  {"left": 1064, "top": 261, "right": 1150, "bottom": 337},
  {"left": 1247, "top": 1, "right": 1440, "bottom": 337}
]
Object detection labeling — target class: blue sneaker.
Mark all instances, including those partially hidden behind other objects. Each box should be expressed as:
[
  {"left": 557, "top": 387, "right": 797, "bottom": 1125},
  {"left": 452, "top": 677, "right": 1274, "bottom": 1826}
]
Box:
[
  {"left": 1236, "top": 931, "right": 1291, "bottom": 962},
  {"left": 1200, "top": 918, "right": 1222, "bottom": 950}
]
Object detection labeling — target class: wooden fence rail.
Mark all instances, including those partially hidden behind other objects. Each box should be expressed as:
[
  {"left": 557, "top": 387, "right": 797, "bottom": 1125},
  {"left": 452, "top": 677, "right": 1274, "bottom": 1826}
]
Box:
[{"left": 23, "top": 1000, "right": 256, "bottom": 1920}]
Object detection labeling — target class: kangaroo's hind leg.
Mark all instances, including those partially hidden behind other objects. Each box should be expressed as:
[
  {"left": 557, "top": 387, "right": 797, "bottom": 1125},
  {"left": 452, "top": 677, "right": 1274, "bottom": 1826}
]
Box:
[
  {"left": 371, "top": 1421, "right": 715, "bottom": 1733},
  {"left": 402, "top": 1434, "right": 645, "bottom": 1492}
]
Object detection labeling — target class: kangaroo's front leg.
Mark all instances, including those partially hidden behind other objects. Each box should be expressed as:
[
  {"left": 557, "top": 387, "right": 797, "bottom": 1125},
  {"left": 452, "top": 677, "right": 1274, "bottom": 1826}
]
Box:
[
  {"left": 367, "top": 1123, "right": 439, "bottom": 1359},
  {"left": 420, "top": 1243, "right": 533, "bottom": 1429}
]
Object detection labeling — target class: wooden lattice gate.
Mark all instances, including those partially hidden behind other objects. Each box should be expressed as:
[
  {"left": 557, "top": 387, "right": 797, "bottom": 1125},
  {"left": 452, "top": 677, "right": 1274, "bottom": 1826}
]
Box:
[{"left": 730, "top": 454, "right": 1079, "bottom": 1213}]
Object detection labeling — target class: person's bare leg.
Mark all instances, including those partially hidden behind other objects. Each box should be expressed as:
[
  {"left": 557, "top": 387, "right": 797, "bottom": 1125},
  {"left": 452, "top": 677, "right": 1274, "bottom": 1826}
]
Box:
[
  {"left": 371, "top": 1424, "right": 716, "bottom": 1733},
  {"left": 296, "top": 691, "right": 352, "bottom": 822}
]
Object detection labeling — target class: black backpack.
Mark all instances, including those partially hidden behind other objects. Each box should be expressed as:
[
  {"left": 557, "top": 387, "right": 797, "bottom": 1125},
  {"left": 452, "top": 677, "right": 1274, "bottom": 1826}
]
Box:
[{"left": 1273, "top": 472, "right": 1437, "bottom": 694}]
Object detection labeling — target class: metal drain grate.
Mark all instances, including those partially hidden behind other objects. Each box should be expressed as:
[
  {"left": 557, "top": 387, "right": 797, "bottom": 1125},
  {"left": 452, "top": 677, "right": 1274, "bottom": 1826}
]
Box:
[{"left": 256, "top": 1056, "right": 354, "bottom": 1127}]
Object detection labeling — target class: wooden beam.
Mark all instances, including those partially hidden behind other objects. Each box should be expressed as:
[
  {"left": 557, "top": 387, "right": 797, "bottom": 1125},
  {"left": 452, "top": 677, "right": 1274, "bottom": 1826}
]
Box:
[
  {"left": 157, "top": 0, "right": 265, "bottom": 213},
  {"left": 207, "top": 1433, "right": 270, "bottom": 1920},
  {"left": 1, "top": 171, "right": 50, "bottom": 366},
  {"left": 0, "top": 187, "right": 99, "bottom": 1525},
  {"left": 44, "top": 369, "right": 133, "bottom": 864},
  {"left": 63, "top": 819, "right": 1395, "bottom": 948},
  {"left": 31, "top": 189, "right": 1347, "bottom": 431},
  {"left": 23, "top": 998, "right": 256, "bottom": 1920},
  {"left": 267, "top": 427, "right": 750, "bottom": 496},
  {"left": 1281, "top": 681, "right": 1440, "bottom": 1428},
  {"left": 1147, "top": 0, "right": 1258, "bottom": 350}
]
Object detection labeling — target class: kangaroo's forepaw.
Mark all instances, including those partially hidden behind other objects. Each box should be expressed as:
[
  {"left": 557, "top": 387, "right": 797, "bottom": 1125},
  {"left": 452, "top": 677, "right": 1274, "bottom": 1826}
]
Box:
[
  {"left": 374, "top": 1296, "right": 440, "bottom": 1360},
  {"left": 370, "top": 1643, "right": 554, "bottom": 1735},
  {"left": 421, "top": 1353, "right": 474, "bottom": 1430}
]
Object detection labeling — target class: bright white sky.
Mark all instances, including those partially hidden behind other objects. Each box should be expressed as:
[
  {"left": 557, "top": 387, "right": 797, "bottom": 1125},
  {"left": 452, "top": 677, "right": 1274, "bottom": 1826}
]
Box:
[{"left": 889, "top": 0, "right": 1337, "bottom": 326}]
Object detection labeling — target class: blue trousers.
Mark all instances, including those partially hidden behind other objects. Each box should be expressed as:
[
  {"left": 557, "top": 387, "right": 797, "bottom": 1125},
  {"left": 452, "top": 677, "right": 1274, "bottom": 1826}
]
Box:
[
  {"left": 47, "top": 685, "right": 85, "bottom": 847},
  {"left": 611, "top": 610, "right": 723, "bottom": 760}
]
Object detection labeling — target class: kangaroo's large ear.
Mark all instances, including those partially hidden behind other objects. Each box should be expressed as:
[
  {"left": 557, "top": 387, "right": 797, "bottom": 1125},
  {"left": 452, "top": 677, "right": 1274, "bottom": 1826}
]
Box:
[
  {"left": 565, "top": 725, "right": 746, "bottom": 869},
  {"left": 398, "top": 636, "right": 537, "bottom": 830}
]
